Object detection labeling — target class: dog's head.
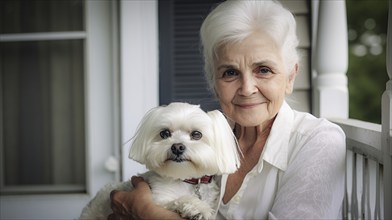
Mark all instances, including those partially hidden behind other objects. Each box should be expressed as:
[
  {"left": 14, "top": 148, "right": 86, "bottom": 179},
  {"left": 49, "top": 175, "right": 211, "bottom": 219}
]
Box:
[{"left": 129, "top": 102, "right": 240, "bottom": 180}]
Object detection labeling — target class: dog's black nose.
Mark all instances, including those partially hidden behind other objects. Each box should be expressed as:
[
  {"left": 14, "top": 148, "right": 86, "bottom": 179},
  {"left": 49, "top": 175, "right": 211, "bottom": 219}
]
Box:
[{"left": 171, "top": 143, "right": 186, "bottom": 156}]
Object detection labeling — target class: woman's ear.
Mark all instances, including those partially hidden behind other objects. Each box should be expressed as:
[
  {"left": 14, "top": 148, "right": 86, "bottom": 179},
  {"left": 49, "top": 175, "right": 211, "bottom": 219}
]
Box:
[
  {"left": 285, "top": 63, "right": 299, "bottom": 94},
  {"left": 213, "top": 86, "right": 220, "bottom": 99}
]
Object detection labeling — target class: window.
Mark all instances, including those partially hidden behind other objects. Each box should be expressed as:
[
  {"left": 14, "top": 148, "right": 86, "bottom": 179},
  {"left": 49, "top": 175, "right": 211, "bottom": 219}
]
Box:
[
  {"left": 159, "top": 0, "right": 223, "bottom": 111},
  {"left": 1, "top": 0, "right": 118, "bottom": 218},
  {"left": 1, "top": 0, "right": 85, "bottom": 194}
]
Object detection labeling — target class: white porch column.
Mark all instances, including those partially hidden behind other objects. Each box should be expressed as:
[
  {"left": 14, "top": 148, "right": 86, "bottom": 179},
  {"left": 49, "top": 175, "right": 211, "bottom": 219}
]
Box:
[
  {"left": 381, "top": 1, "right": 392, "bottom": 218},
  {"left": 313, "top": 0, "right": 349, "bottom": 119},
  {"left": 120, "top": 0, "right": 158, "bottom": 179}
]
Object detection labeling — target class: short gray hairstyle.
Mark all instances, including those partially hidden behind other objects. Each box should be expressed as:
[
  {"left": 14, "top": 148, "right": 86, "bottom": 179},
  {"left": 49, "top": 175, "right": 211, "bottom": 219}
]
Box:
[{"left": 200, "top": 0, "right": 299, "bottom": 90}]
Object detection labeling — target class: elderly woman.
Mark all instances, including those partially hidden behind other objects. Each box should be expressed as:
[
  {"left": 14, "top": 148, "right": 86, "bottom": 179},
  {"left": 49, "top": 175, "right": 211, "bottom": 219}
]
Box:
[{"left": 109, "top": 0, "right": 346, "bottom": 219}]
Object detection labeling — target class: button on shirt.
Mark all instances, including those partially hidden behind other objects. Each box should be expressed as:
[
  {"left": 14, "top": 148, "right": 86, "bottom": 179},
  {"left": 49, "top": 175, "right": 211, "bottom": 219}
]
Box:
[{"left": 215, "top": 101, "right": 346, "bottom": 219}]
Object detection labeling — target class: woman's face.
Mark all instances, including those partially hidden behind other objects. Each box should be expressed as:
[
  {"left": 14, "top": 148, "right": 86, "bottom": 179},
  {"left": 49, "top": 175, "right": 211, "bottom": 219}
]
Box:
[{"left": 214, "top": 32, "right": 297, "bottom": 127}]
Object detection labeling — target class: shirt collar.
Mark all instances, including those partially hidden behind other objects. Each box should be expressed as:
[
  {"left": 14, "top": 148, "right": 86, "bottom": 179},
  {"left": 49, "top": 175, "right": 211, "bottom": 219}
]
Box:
[{"left": 257, "top": 101, "right": 293, "bottom": 172}]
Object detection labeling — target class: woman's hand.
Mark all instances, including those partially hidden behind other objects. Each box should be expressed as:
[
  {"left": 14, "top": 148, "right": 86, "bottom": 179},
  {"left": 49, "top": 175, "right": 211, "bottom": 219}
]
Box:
[
  {"left": 107, "top": 176, "right": 184, "bottom": 220},
  {"left": 107, "top": 176, "right": 152, "bottom": 219}
]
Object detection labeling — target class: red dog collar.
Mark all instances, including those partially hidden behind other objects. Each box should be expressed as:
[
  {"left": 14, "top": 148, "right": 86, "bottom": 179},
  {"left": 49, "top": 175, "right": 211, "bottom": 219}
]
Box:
[{"left": 183, "top": 175, "right": 213, "bottom": 185}]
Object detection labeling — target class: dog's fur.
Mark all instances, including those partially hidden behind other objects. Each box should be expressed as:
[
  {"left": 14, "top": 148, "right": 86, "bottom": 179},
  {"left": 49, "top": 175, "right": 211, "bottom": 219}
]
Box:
[{"left": 80, "top": 102, "right": 240, "bottom": 220}]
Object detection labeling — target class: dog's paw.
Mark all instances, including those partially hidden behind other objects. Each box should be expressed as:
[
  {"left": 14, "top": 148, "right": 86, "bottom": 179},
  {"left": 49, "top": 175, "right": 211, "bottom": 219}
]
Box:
[
  {"left": 189, "top": 213, "right": 203, "bottom": 220},
  {"left": 165, "top": 195, "right": 214, "bottom": 220}
]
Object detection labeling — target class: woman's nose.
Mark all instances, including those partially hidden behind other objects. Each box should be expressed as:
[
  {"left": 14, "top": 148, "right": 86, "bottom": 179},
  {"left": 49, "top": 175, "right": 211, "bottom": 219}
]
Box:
[{"left": 239, "top": 74, "right": 258, "bottom": 96}]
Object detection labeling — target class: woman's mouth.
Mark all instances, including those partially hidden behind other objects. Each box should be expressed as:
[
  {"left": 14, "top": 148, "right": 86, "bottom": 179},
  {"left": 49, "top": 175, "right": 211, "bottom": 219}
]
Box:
[{"left": 235, "top": 102, "right": 264, "bottom": 109}]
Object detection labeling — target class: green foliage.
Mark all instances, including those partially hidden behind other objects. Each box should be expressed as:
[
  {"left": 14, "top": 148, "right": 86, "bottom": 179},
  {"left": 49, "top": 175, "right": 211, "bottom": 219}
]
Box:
[{"left": 346, "top": 0, "right": 389, "bottom": 124}]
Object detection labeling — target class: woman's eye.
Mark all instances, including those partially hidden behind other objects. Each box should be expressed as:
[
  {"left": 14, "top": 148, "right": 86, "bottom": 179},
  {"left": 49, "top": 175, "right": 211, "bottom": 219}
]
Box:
[
  {"left": 160, "top": 129, "right": 171, "bottom": 139},
  {"left": 222, "top": 69, "right": 238, "bottom": 78},
  {"left": 190, "top": 131, "right": 202, "bottom": 140},
  {"left": 256, "top": 66, "right": 272, "bottom": 76}
]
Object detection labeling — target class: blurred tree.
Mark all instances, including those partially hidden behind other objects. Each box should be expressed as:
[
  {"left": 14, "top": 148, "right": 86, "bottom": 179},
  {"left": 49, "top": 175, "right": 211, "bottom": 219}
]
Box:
[{"left": 346, "top": 0, "right": 389, "bottom": 124}]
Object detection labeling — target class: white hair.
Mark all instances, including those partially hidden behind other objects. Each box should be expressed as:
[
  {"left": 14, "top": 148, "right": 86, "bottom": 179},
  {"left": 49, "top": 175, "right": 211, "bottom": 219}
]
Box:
[{"left": 200, "top": 0, "right": 299, "bottom": 90}]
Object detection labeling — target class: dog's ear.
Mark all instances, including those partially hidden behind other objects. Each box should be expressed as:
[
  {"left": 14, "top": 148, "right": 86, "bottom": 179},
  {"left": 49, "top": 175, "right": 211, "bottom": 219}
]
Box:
[
  {"left": 129, "top": 106, "right": 162, "bottom": 164},
  {"left": 207, "top": 110, "right": 241, "bottom": 174}
]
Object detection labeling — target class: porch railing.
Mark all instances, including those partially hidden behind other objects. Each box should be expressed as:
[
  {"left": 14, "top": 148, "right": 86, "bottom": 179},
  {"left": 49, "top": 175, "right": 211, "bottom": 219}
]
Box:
[
  {"left": 326, "top": 0, "right": 391, "bottom": 219},
  {"left": 331, "top": 119, "right": 385, "bottom": 219}
]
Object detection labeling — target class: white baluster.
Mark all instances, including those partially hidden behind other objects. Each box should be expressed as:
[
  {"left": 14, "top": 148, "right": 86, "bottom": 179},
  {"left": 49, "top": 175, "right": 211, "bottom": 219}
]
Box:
[
  {"left": 352, "top": 152, "right": 359, "bottom": 219},
  {"left": 366, "top": 160, "right": 378, "bottom": 219},
  {"left": 375, "top": 162, "right": 381, "bottom": 219},
  {"left": 345, "top": 150, "right": 354, "bottom": 219}
]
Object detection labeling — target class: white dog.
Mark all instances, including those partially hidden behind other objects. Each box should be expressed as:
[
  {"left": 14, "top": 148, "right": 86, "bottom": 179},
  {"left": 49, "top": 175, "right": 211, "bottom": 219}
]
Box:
[{"left": 80, "top": 102, "right": 240, "bottom": 220}]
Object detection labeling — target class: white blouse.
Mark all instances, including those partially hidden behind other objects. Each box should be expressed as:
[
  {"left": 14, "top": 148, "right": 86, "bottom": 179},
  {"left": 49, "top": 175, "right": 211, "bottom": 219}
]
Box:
[{"left": 215, "top": 101, "right": 346, "bottom": 219}]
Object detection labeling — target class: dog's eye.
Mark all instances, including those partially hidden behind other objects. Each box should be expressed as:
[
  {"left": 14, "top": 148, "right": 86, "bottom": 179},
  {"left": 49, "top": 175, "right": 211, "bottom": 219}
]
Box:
[
  {"left": 191, "top": 131, "right": 202, "bottom": 140},
  {"left": 160, "top": 129, "right": 171, "bottom": 139}
]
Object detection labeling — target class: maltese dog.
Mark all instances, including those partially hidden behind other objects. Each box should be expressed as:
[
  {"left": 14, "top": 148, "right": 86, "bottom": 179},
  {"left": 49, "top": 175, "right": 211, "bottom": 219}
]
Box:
[{"left": 80, "top": 102, "right": 240, "bottom": 220}]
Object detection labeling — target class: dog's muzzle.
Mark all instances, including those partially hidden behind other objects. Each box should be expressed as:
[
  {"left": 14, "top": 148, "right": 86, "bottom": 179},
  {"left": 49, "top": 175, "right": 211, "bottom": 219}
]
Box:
[
  {"left": 167, "top": 143, "right": 189, "bottom": 162},
  {"left": 171, "top": 143, "right": 186, "bottom": 156}
]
